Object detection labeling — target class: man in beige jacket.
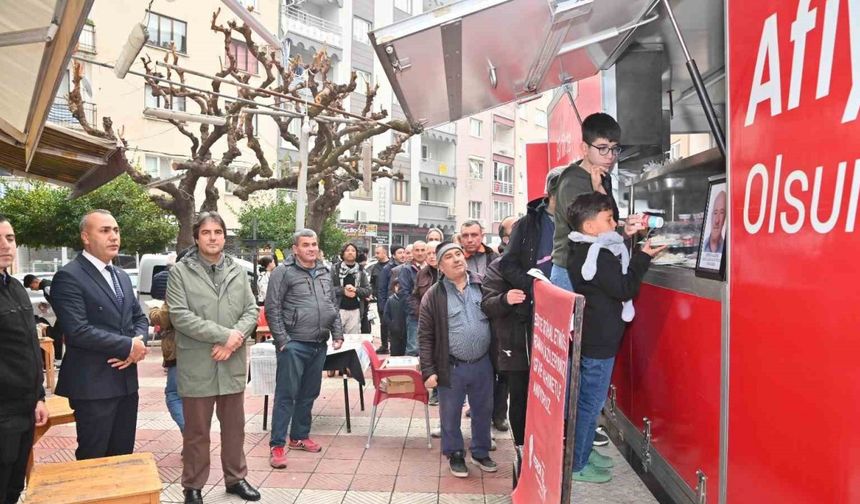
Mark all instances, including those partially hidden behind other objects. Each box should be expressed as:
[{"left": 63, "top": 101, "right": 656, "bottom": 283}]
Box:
[{"left": 167, "top": 212, "right": 259, "bottom": 504}]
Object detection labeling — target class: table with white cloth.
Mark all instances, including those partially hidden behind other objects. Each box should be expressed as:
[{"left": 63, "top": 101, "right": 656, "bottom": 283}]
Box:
[{"left": 249, "top": 334, "right": 371, "bottom": 432}]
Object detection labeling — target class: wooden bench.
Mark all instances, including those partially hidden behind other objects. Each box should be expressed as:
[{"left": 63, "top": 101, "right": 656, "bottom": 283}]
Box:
[
  {"left": 26, "top": 395, "right": 75, "bottom": 479},
  {"left": 26, "top": 452, "right": 161, "bottom": 503}
]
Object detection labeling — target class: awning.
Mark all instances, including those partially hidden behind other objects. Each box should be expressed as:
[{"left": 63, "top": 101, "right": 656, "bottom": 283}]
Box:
[
  {"left": 370, "top": 0, "right": 655, "bottom": 127},
  {"left": 0, "top": 123, "right": 124, "bottom": 196},
  {"left": 0, "top": 0, "right": 99, "bottom": 173}
]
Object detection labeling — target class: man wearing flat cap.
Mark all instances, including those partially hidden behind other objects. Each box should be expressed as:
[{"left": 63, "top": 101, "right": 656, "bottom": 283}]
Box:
[{"left": 418, "top": 242, "right": 496, "bottom": 479}]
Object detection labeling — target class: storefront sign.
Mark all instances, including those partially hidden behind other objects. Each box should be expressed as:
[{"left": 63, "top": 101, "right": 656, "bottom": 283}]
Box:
[
  {"left": 728, "top": 0, "right": 860, "bottom": 501},
  {"left": 512, "top": 279, "right": 578, "bottom": 504}
]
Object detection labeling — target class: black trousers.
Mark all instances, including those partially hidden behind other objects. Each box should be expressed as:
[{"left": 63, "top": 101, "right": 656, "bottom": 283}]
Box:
[
  {"left": 492, "top": 373, "right": 509, "bottom": 423},
  {"left": 505, "top": 370, "right": 530, "bottom": 446},
  {"left": 377, "top": 304, "right": 389, "bottom": 348},
  {"left": 0, "top": 423, "right": 34, "bottom": 504},
  {"left": 70, "top": 392, "right": 138, "bottom": 460}
]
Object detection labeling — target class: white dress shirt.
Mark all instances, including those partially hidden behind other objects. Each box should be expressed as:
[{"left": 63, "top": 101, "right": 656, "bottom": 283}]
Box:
[{"left": 81, "top": 250, "right": 120, "bottom": 297}]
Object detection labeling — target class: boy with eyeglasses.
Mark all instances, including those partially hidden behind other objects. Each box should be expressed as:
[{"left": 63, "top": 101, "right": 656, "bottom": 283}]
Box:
[{"left": 550, "top": 112, "right": 643, "bottom": 292}]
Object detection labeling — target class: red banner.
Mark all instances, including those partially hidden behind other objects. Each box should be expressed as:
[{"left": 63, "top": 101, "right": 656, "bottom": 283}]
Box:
[
  {"left": 513, "top": 279, "right": 579, "bottom": 504},
  {"left": 728, "top": 0, "right": 860, "bottom": 501}
]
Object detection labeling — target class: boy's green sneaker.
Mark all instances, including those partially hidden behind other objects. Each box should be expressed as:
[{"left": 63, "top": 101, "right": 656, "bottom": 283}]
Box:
[
  {"left": 588, "top": 449, "right": 615, "bottom": 469},
  {"left": 572, "top": 463, "right": 612, "bottom": 484}
]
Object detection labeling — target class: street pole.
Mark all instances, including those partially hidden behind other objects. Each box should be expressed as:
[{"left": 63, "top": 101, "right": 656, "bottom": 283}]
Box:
[
  {"left": 296, "top": 115, "right": 310, "bottom": 230},
  {"left": 388, "top": 177, "right": 394, "bottom": 247}
]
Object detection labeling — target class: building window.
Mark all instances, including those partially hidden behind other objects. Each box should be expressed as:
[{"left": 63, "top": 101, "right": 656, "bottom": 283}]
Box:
[
  {"left": 469, "top": 158, "right": 483, "bottom": 179},
  {"left": 228, "top": 41, "right": 258, "bottom": 74},
  {"left": 493, "top": 161, "right": 513, "bottom": 195},
  {"left": 144, "top": 155, "right": 174, "bottom": 178},
  {"left": 354, "top": 69, "right": 373, "bottom": 91},
  {"left": 225, "top": 165, "right": 250, "bottom": 194},
  {"left": 393, "top": 179, "right": 409, "bottom": 204},
  {"left": 353, "top": 17, "right": 373, "bottom": 45},
  {"left": 493, "top": 200, "right": 513, "bottom": 223},
  {"left": 146, "top": 12, "right": 187, "bottom": 53},
  {"left": 469, "top": 118, "right": 482, "bottom": 137},
  {"left": 78, "top": 22, "right": 96, "bottom": 53},
  {"left": 420, "top": 186, "right": 430, "bottom": 202},
  {"left": 394, "top": 0, "right": 412, "bottom": 13},
  {"left": 144, "top": 84, "right": 186, "bottom": 112},
  {"left": 535, "top": 108, "right": 548, "bottom": 128},
  {"left": 469, "top": 201, "right": 482, "bottom": 220}
]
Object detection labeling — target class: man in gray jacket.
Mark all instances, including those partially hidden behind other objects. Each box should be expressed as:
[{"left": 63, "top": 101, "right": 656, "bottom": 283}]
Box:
[
  {"left": 167, "top": 212, "right": 260, "bottom": 504},
  {"left": 265, "top": 229, "right": 343, "bottom": 469}
]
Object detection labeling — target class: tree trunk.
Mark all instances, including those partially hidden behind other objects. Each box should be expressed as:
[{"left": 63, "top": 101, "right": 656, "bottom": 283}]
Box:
[
  {"left": 305, "top": 202, "right": 327, "bottom": 235},
  {"left": 174, "top": 198, "right": 196, "bottom": 251}
]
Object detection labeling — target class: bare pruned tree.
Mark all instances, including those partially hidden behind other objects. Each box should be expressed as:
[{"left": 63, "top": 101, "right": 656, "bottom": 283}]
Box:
[{"left": 69, "top": 8, "right": 421, "bottom": 249}]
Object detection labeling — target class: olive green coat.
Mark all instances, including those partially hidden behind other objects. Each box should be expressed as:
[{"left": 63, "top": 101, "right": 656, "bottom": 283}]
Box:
[{"left": 166, "top": 249, "right": 258, "bottom": 398}]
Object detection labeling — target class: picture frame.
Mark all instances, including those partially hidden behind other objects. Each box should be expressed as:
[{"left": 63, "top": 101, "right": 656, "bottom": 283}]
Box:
[{"left": 695, "top": 176, "right": 727, "bottom": 280}]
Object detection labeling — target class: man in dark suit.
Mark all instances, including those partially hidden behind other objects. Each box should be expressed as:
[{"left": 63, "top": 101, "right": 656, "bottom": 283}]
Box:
[{"left": 51, "top": 209, "right": 149, "bottom": 460}]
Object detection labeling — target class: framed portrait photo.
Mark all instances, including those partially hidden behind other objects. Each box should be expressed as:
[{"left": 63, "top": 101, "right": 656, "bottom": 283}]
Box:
[{"left": 696, "top": 176, "right": 727, "bottom": 280}]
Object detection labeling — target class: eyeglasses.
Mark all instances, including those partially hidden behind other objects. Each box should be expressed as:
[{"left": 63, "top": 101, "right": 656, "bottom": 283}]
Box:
[{"left": 586, "top": 142, "right": 622, "bottom": 156}]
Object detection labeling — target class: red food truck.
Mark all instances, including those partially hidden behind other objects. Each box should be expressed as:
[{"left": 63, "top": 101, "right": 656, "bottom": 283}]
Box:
[{"left": 371, "top": 0, "right": 860, "bottom": 501}]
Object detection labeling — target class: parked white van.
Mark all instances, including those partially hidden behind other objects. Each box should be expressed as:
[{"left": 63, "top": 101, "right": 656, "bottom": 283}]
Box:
[{"left": 137, "top": 253, "right": 256, "bottom": 314}]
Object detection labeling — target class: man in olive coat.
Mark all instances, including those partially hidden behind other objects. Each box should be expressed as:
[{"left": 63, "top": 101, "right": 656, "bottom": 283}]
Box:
[{"left": 167, "top": 213, "right": 260, "bottom": 504}]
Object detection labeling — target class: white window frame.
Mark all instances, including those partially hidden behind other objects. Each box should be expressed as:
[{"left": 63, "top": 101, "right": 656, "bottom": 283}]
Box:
[
  {"left": 469, "top": 118, "right": 482, "bottom": 138},
  {"left": 493, "top": 200, "right": 514, "bottom": 223},
  {"left": 354, "top": 69, "right": 373, "bottom": 91},
  {"left": 468, "top": 158, "right": 484, "bottom": 180},
  {"left": 393, "top": 179, "right": 409, "bottom": 204},
  {"left": 352, "top": 16, "right": 373, "bottom": 45},
  {"left": 228, "top": 40, "right": 258, "bottom": 74},
  {"left": 535, "top": 108, "right": 548, "bottom": 128},
  {"left": 469, "top": 201, "right": 482, "bottom": 220},
  {"left": 394, "top": 0, "right": 412, "bottom": 14},
  {"left": 144, "top": 84, "right": 186, "bottom": 112},
  {"left": 493, "top": 161, "right": 514, "bottom": 195}
]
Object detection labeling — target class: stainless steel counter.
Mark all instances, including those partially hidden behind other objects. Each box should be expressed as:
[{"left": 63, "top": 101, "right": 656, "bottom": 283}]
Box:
[{"left": 643, "top": 265, "right": 723, "bottom": 301}]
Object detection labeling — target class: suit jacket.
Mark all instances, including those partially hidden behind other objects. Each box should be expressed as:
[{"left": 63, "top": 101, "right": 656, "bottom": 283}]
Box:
[{"left": 52, "top": 254, "right": 149, "bottom": 400}]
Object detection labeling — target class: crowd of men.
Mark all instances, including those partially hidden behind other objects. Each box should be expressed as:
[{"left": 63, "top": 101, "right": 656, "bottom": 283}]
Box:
[{"left": 0, "top": 112, "right": 657, "bottom": 503}]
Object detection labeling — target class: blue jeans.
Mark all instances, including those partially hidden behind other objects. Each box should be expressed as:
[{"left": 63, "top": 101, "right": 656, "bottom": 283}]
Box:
[
  {"left": 270, "top": 340, "right": 328, "bottom": 447},
  {"left": 550, "top": 263, "right": 574, "bottom": 293},
  {"left": 437, "top": 354, "right": 494, "bottom": 459},
  {"left": 405, "top": 317, "right": 418, "bottom": 356},
  {"left": 165, "top": 365, "right": 184, "bottom": 432},
  {"left": 572, "top": 356, "right": 616, "bottom": 471}
]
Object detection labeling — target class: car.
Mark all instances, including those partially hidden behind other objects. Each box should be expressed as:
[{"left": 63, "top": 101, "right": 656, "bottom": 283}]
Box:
[
  {"left": 12, "top": 272, "right": 55, "bottom": 326},
  {"left": 137, "top": 253, "right": 255, "bottom": 315}
]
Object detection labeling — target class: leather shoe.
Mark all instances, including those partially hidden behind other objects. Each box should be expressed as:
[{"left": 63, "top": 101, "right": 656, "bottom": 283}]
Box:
[
  {"left": 183, "top": 489, "right": 203, "bottom": 504},
  {"left": 225, "top": 479, "right": 261, "bottom": 501}
]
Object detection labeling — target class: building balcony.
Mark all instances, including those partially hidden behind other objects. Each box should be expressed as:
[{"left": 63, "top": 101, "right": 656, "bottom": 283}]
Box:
[
  {"left": 283, "top": 5, "right": 342, "bottom": 48},
  {"left": 423, "top": 123, "right": 456, "bottom": 143},
  {"left": 418, "top": 200, "right": 457, "bottom": 232},
  {"left": 47, "top": 97, "right": 95, "bottom": 130},
  {"left": 492, "top": 142, "right": 515, "bottom": 157},
  {"left": 420, "top": 159, "right": 455, "bottom": 178},
  {"left": 492, "top": 180, "right": 514, "bottom": 195}
]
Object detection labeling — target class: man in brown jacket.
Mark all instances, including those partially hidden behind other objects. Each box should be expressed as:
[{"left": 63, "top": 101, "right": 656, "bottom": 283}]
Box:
[{"left": 419, "top": 242, "right": 495, "bottom": 478}]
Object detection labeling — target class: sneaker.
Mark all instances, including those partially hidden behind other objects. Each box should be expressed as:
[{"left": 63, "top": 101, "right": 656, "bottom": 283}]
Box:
[
  {"left": 375, "top": 345, "right": 389, "bottom": 354},
  {"left": 493, "top": 418, "right": 509, "bottom": 432},
  {"left": 449, "top": 451, "right": 469, "bottom": 478},
  {"left": 588, "top": 449, "right": 614, "bottom": 469},
  {"left": 471, "top": 455, "right": 498, "bottom": 472},
  {"left": 289, "top": 438, "right": 322, "bottom": 453},
  {"left": 431, "top": 428, "right": 441, "bottom": 438},
  {"left": 593, "top": 427, "right": 610, "bottom": 447},
  {"left": 490, "top": 439, "right": 497, "bottom": 451},
  {"left": 572, "top": 463, "right": 612, "bottom": 484},
  {"left": 269, "top": 446, "right": 287, "bottom": 469}
]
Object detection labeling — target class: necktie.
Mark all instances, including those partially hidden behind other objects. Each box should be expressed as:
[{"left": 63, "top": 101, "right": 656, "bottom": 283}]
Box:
[{"left": 105, "top": 265, "right": 125, "bottom": 305}]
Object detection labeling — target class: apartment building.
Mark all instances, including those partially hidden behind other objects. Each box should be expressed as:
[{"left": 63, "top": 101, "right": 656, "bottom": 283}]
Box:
[
  {"left": 47, "top": 0, "right": 281, "bottom": 232},
  {"left": 514, "top": 92, "right": 554, "bottom": 211},
  {"left": 277, "top": 0, "right": 427, "bottom": 250}
]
